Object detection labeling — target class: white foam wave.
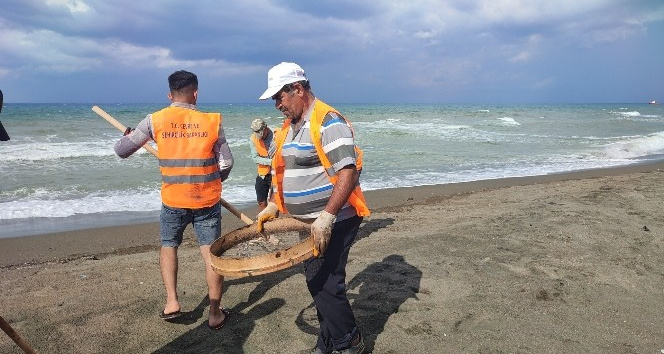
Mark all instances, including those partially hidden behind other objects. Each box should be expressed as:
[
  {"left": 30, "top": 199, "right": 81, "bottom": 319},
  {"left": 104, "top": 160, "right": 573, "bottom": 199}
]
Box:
[
  {"left": 0, "top": 185, "right": 258, "bottom": 220},
  {"left": 360, "top": 157, "right": 631, "bottom": 192},
  {"left": 609, "top": 110, "right": 662, "bottom": 122},
  {"left": 610, "top": 110, "right": 652, "bottom": 119},
  {"left": 0, "top": 188, "right": 161, "bottom": 219},
  {"left": 353, "top": 118, "right": 402, "bottom": 130},
  {"left": 227, "top": 136, "right": 250, "bottom": 148},
  {"left": 497, "top": 117, "right": 520, "bottom": 126},
  {"left": 0, "top": 140, "right": 151, "bottom": 162},
  {"left": 354, "top": 118, "right": 470, "bottom": 138},
  {"left": 602, "top": 132, "right": 664, "bottom": 159}
]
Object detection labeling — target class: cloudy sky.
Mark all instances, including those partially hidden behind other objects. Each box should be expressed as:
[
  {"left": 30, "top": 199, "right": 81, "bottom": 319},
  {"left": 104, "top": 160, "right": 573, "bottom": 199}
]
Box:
[{"left": 1, "top": 0, "right": 663, "bottom": 104}]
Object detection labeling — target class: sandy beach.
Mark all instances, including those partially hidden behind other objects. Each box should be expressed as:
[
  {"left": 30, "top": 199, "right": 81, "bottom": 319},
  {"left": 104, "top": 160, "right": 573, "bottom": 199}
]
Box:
[{"left": 2, "top": 163, "right": 664, "bottom": 353}]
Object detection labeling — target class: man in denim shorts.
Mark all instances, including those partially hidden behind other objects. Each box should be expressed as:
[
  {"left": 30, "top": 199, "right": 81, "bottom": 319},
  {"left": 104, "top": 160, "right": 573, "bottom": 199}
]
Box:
[{"left": 114, "top": 70, "right": 234, "bottom": 330}]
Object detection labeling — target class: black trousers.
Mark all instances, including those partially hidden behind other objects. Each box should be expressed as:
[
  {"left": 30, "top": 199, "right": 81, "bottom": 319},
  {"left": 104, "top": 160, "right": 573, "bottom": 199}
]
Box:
[
  {"left": 254, "top": 174, "right": 272, "bottom": 203},
  {"left": 304, "top": 215, "right": 363, "bottom": 352}
]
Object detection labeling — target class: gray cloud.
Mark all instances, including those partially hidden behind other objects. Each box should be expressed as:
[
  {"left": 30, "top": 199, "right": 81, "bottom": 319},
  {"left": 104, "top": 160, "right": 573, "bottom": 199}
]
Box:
[{"left": 0, "top": 0, "right": 662, "bottom": 103}]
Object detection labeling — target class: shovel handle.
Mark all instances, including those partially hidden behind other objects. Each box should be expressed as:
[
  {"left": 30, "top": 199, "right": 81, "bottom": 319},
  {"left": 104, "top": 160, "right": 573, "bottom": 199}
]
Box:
[
  {"left": 220, "top": 199, "right": 254, "bottom": 225},
  {"left": 0, "top": 316, "right": 38, "bottom": 354},
  {"left": 92, "top": 106, "right": 158, "bottom": 156}
]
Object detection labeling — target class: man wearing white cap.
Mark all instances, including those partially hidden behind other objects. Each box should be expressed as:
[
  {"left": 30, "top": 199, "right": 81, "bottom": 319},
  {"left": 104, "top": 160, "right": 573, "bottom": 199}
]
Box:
[
  {"left": 249, "top": 117, "right": 275, "bottom": 211},
  {"left": 256, "top": 62, "right": 370, "bottom": 354}
]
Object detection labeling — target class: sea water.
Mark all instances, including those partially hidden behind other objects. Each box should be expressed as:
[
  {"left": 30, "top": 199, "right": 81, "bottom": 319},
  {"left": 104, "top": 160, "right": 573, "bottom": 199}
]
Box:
[{"left": 1, "top": 102, "right": 663, "bottom": 238}]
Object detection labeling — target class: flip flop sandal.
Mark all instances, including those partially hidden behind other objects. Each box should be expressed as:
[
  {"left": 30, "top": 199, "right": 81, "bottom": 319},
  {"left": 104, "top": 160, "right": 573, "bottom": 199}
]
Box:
[
  {"left": 208, "top": 308, "right": 231, "bottom": 330},
  {"left": 159, "top": 310, "right": 182, "bottom": 321}
]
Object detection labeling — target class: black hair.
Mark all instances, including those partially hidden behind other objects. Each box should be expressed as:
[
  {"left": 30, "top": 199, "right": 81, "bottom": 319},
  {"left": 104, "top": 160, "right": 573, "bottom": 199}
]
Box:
[
  {"left": 168, "top": 70, "right": 198, "bottom": 94},
  {"left": 271, "top": 80, "right": 312, "bottom": 100},
  {"left": 283, "top": 80, "right": 310, "bottom": 93}
]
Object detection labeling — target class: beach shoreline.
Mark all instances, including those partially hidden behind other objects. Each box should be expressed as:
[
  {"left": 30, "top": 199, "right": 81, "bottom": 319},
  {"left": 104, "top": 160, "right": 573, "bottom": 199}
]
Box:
[
  {"left": 3, "top": 162, "right": 664, "bottom": 353},
  {"left": 2, "top": 162, "right": 662, "bottom": 268}
]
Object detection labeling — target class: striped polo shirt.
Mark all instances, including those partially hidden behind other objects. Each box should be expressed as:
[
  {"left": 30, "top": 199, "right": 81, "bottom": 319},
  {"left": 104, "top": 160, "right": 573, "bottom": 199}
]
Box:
[{"left": 277, "top": 100, "right": 359, "bottom": 221}]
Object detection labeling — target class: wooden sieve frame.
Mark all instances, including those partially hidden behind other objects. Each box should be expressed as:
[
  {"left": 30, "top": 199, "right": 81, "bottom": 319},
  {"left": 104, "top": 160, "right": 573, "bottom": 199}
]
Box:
[{"left": 210, "top": 218, "right": 314, "bottom": 278}]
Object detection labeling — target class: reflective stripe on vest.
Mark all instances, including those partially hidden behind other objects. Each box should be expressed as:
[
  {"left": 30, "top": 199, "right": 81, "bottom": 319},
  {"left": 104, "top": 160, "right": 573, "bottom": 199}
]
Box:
[
  {"left": 272, "top": 99, "right": 370, "bottom": 217},
  {"left": 152, "top": 106, "right": 222, "bottom": 209},
  {"left": 160, "top": 170, "right": 221, "bottom": 184},
  {"left": 251, "top": 134, "right": 271, "bottom": 176}
]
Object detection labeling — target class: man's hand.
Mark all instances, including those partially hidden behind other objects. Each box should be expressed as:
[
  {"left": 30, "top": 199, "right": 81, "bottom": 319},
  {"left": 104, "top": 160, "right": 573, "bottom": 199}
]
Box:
[
  {"left": 311, "top": 210, "right": 335, "bottom": 257},
  {"left": 256, "top": 202, "right": 279, "bottom": 232}
]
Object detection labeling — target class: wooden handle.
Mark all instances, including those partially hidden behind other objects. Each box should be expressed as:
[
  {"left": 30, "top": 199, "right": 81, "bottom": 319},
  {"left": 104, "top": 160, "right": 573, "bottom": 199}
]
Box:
[
  {"left": 220, "top": 199, "right": 254, "bottom": 225},
  {"left": 0, "top": 316, "right": 38, "bottom": 354},
  {"left": 92, "top": 106, "right": 158, "bottom": 156},
  {"left": 92, "top": 105, "right": 254, "bottom": 225}
]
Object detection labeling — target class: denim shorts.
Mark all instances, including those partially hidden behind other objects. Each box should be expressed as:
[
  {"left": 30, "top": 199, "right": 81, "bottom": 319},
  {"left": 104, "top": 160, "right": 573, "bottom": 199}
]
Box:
[{"left": 160, "top": 201, "right": 222, "bottom": 247}]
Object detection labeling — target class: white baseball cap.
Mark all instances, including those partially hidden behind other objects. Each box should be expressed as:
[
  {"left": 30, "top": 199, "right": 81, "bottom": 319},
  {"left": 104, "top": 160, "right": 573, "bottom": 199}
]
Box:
[{"left": 258, "top": 62, "right": 307, "bottom": 100}]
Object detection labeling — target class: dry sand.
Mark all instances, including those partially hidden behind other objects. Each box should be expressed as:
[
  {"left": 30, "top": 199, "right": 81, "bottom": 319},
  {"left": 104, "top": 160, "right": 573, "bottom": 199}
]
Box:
[{"left": 2, "top": 164, "right": 664, "bottom": 353}]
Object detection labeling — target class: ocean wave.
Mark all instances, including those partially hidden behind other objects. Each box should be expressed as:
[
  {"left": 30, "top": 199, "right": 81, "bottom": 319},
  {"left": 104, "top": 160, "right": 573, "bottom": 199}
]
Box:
[
  {"left": 610, "top": 111, "right": 660, "bottom": 119},
  {"left": 0, "top": 185, "right": 257, "bottom": 220},
  {"left": 497, "top": 117, "right": 520, "bottom": 126},
  {"left": 355, "top": 119, "right": 472, "bottom": 139},
  {"left": 3, "top": 103, "right": 664, "bottom": 236},
  {"left": 615, "top": 111, "right": 642, "bottom": 117},
  {"left": 0, "top": 140, "right": 153, "bottom": 162},
  {"left": 602, "top": 132, "right": 664, "bottom": 159},
  {"left": 359, "top": 157, "right": 632, "bottom": 192},
  {"left": 0, "top": 188, "right": 161, "bottom": 219}
]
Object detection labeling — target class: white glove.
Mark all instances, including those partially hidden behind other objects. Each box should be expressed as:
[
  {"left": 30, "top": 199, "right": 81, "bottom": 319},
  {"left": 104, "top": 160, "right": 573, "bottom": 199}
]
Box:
[
  {"left": 256, "top": 202, "right": 279, "bottom": 233},
  {"left": 311, "top": 210, "right": 336, "bottom": 257}
]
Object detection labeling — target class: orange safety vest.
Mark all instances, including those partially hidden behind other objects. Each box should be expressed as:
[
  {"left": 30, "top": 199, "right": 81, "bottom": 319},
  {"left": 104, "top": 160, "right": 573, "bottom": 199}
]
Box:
[
  {"left": 272, "top": 99, "right": 370, "bottom": 217},
  {"left": 251, "top": 133, "right": 271, "bottom": 176},
  {"left": 152, "top": 106, "right": 222, "bottom": 209}
]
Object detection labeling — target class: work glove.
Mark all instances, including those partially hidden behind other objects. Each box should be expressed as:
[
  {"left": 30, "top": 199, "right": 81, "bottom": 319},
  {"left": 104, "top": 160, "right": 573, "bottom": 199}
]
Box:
[
  {"left": 311, "top": 210, "right": 336, "bottom": 257},
  {"left": 256, "top": 202, "right": 279, "bottom": 233}
]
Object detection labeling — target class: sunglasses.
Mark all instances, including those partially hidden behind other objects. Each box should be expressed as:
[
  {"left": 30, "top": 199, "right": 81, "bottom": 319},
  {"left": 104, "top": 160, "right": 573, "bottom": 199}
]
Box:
[{"left": 271, "top": 83, "right": 296, "bottom": 100}]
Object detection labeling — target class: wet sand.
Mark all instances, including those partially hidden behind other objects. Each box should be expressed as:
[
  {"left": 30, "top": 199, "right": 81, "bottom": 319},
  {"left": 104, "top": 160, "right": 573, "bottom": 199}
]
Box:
[{"left": 2, "top": 163, "right": 664, "bottom": 353}]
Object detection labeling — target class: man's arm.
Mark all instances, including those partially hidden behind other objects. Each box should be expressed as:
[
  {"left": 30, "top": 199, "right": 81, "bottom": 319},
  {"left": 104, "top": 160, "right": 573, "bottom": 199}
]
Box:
[
  {"left": 323, "top": 166, "right": 358, "bottom": 215},
  {"left": 249, "top": 137, "right": 272, "bottom": 166},
  {"left": 320, "top": 113, "right": 359, "bottom": 214},
  {"left": 114, "top": 115, "right": 153, "bottom": 158},
  {"left": 215, "top": 125, "right": 234, "bottom": 181}
]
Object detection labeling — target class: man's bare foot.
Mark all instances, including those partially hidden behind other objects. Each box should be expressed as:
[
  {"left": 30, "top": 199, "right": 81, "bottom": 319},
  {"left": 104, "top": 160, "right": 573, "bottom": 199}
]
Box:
[
  {"left": 162, "top": 301, "right": 180, "bottom": 316},
  {"left": 159, "top": 302, "right": 182, "bottom": 320}
]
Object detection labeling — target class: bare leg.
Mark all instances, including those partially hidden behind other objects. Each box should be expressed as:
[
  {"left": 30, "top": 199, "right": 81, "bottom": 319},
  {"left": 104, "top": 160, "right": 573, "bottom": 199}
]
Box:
[
  {"left": 160, "top": 246, "right": 181, "bottom": 314},
  {"left": 200, "top": 245, "right": 225, "bottom": 327}
]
